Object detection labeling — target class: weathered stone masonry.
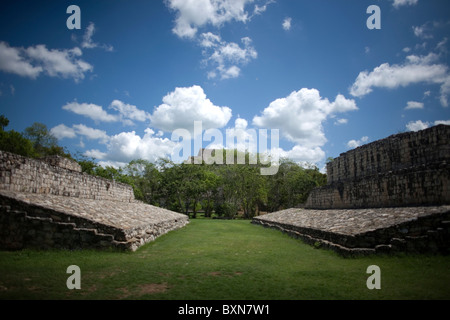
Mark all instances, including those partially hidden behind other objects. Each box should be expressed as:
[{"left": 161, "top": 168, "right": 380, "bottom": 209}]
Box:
[
  {"left": 0, "top": 151, "right": 189, "bottom": 251},
  {"left": 0, "top": 151, "right": 134, "bottom": 202},
  {"left": 306, "top": 125, "right": 450, "bottom": 209},
  {"left": 253, "top": 125, "right": 450, "bottom": 256}
]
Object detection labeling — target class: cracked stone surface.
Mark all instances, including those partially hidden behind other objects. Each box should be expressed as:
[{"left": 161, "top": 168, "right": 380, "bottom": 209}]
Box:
[
  {"left": 0, "top": 190, "right": 187, "bottom": 231},
  {"left": 254, "top": 206, "right": 450, "bottom": 236}
]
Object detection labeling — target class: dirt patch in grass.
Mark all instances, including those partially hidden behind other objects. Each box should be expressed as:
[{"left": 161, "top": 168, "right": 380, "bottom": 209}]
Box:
[
  {"left": 206, "top": 271, "right": 244, "bottom": 278},
  {"left": 118, "top": 283, "right": 169, "bottom": 299}
]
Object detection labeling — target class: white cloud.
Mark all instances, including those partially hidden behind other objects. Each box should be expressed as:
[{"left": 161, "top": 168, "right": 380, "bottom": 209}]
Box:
[
  {"left": 253, "top": 88, "right": 358, "bottom": 147},
  {"left": 350, "top": 53, "right": 450, "bottom": 107},
  {"left": 252, "top": 88, "right": 357, "bottom": 164},
  {"left": 200, "top": 33, "right": 257, "bottom": 79},
  {"left": 277, "top": 145, "right": 326, "bottom": 165},
  {"left": 51, "top": 124, "right": 77, "bottom": 139},
  {"left": 392, "top": 0, "right": 418, "bottom": 8},
  {"left": 51, "top": 123, "right": 109, "bottom": 143},
  {"left": 0, "top": 42, "right": 43, "bottom": 79},
  {"left": 150, "top": 85, "right": 232, "bottom": 133},
  {"left": 73, "top": 124, "right": 109, "bottom": 143},
  {"left": 81, "top": 22, "right": 114, "bottom": 51},
  {"left": 253, "top": 1, "right": 273, "bottom": 16},
  {"left": 63, "top": 102, "right": 118, "bottom": 122},
  {"left": 166, "top": 0, "right": 256, "bottom": 38},
  {"left": 413, "top": 25, "right": 433, "bottom": 39},
  {"left": 92, "top": 128, "right": 178, "bottom": 164},
  {"left": 223, "top": 117, "right": 258, "bottom": 153},
  {"left": 0, "top": 42, "right": 92, "bottom": 81},
  {"left": 25, "top": 45, "right": 93, "bottom": 81},
  {"left": 347, "top": 136, "right": 369, "bottom": 149},
  {"left": 282, "top": 17, "right": 292, "bottom": 31},
  {"left": 406, "top": 120, "right": 450, "bottom": 132},
  {"left": 109, "top": 100, "right": 151, "bottom": 124},
  {"left": 404, "top": 101, "right": 424, "bottom": 110},
  {"left": 334, "top": 118, "right": 348, "bottom": 125},
  {"left": 62, "top": 100, "right": 151, "bottom": 125},
  {"left": 406, "top": 120, "right": 430, "bottom": 132}
]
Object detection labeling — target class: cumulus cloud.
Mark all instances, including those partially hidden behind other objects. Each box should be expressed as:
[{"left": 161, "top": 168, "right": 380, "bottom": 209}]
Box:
[
  {"left": 63, "top": 102, "right": 118, "bottom": 123},
  {"left": 72, "top": 124, "right": 109, "bottom": 143},
  {"left": 50, "top": 124, "right": 77, "bottom": 139},
  {"left": 253, "top": 88, "right": 358, "bottom": 147},
  {"left": 392, "top": 0, "right": 418, "bottom": 8},
  {"left": 406, "top": 120, "right": 450, "bottom": 132},
  {"left": 200, "top": 33, "right": 257, "bottom": 79},
  {"left": 0, "top": 41, "right": 92, "bottom": 81},
  {"left": 81, "top": 22, "right": 114, "bottom": 51},
  {"left": 92, "top": 128, "right": 178, "bottom": 165},
  {"left": 252, "top": 88, "right": 357, "bottom": 164},
  {"left": 334, "top": 118, "right": 348, "bottom": 125},
  {"left": 406, "top": 120, "right": 430, "bottom": 132},
  {"left": 0, "top": 42, "right": 42, "bottom": 78},
  {"left": 53, "top": 122, "right": 179, "bottom": 166},
  {"left": 413, "top": 25, "right": 433, "bottom": 39},
  {"left": 349, "top": 53, "right": 450, "bottom": 107},
  {"left": 253, "top": 1, "right": 273, "bottom": 16},
  {"left": 62, "top": 100, "right": 151, "bottom": 125},
  {"left": 347, "top": 136, "right": 369, "bottom": 149},
  {"left": 282, "top": 17, "right": 292, "bottom": 31},
  {"left": 166, "top": 0, "right": 256, "bottom": 38},
  {"left": 51, "top": 123, "right": 109, "bottom": 143},
  {"left": 435, "top": 120, "right": 450, "bottom": 126},
  {"left": 150, "top": 85, "right": 232, "bottom": 133},
  {"left": 223, "top": 117, "right": 258, "bottom": 153},
  {"left": 109, "top": 100, "right": 151, "bottom": 125},
  {"left": 404, "top": 101, "right": 424, "bottom": 110}
]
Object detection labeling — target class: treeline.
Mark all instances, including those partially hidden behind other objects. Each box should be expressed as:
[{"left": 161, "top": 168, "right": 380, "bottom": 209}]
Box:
[
  {"left": 0, "top": 116, "right": 326, "bottom": 218},
  {"left": 78, "top": 155, "right": 326, "bottom": 219},
  {"left": 0, "top": 115, "right": 71, "bottom": 159}
]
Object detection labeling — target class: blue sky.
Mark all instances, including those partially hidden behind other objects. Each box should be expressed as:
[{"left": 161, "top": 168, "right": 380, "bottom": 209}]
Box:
[{"left": 0, "top": 0, "right": 449, "bottom": 170}]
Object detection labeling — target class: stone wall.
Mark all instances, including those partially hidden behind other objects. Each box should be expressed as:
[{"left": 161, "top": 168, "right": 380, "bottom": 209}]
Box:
[
  {"left": 326, "top": 124, "right": 450, "bottom": 184},
  {"left": 305, "top": 125, "right": 450, "bottom": 209},
  {"left": 0, "top": 151, "right": 189, "bottom": 251},
  {"left": 0, "top": 191, "right": 189, "bottom": 251},
  {"left": 0, "top": 150, "right": 134, "bottom": 202}
]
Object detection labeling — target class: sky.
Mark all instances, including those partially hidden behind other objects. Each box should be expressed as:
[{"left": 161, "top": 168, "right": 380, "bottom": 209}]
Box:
[{"left": 0, "top": 0, "right": 449, "bottom": 171}]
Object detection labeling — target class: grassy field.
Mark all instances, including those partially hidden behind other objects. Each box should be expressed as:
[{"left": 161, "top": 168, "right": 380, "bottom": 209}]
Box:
[{"left": 0, "top": 219, "right": 449, "bottom": 300}]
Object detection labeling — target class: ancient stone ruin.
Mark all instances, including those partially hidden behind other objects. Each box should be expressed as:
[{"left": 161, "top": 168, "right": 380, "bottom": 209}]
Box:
[
  {"left": 253, "top": 125, "right": 450, "bottom": 256},
  {"left": 0, "top": 151, "right": 189, "bottom": 251}
]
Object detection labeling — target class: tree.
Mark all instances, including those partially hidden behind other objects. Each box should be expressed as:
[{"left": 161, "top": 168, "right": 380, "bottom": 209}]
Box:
[
  {"left": 267, "top": 159, "right": 327, "bottom": 211},
  {"left": 0, "top": 129, "right": 35, "bottom": 157},
  {"left": 123, "top": 159, "right": 162, "bottom": 205},
  {"left": 0, "top": 115, "right": 9, "bottom": 131},
  {"left": 23, "top": 122, "right": 69, "bottom": 158},
  {"left": 0, "top": 115, "right": 35, "bottom": 157}
]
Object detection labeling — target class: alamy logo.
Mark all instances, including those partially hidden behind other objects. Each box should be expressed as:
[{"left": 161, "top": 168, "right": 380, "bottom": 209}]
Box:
[
  {"left": 66, "top": 5, "right": 81, "bottom": 30},
  {"left": 66, "top": 265, "right": 81, "bottom": 290},
  {"left": 366, "top": 5, "right": 381, "bottom": 30},
  {"left": 366, "top": 265, "right": 381, "bottom": 290}
]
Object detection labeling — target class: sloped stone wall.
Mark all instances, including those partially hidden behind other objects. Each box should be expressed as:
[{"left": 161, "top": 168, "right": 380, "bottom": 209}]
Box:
[{"left": 0, "top": 151, "right": 189, "bottom": 251}]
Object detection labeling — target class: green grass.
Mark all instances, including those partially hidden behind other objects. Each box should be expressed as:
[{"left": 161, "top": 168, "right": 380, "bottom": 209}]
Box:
[{"left": 0, "top": 219, "right": 449, "bottom": 300}]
